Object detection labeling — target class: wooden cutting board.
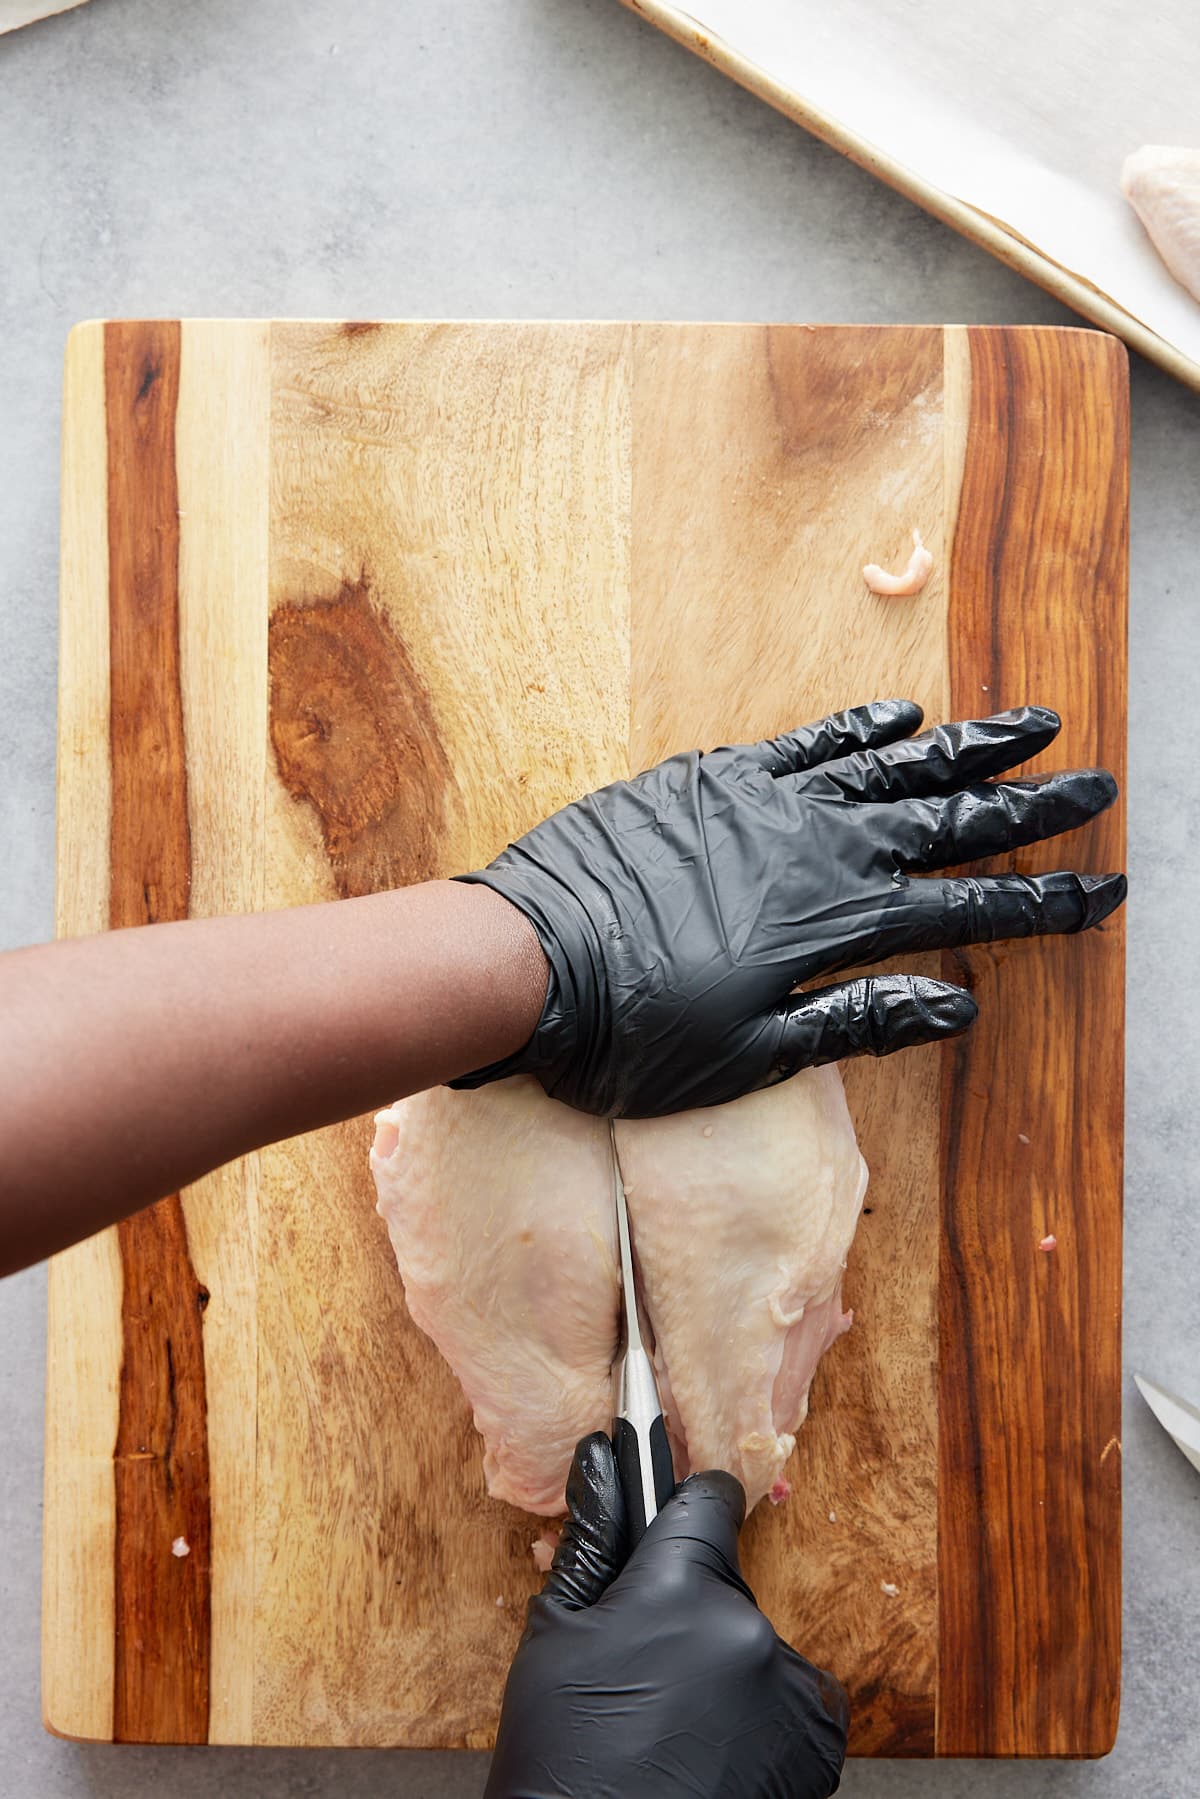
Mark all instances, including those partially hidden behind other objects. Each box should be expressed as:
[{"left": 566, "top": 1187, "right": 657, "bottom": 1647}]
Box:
[{"left": 44, "top": 320, "right": 1126, "bottom": 1758}]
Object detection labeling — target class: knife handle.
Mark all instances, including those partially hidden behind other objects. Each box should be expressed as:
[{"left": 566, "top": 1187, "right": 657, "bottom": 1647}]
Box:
[{"left": 613, "top": 1411, "right": 676, "bottom": 1549}]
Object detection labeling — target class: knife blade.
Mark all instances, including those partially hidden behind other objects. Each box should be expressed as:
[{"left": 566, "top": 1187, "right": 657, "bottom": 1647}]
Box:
[
  {"left": 1135, "top": 1372, "right": 1200, "bottom": 1475},
  {"left": 609, "top": 1120, "right": 675, "bottom": 1544}
]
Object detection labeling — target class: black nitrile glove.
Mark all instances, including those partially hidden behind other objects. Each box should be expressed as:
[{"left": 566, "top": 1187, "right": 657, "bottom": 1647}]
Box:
[
  {"left": 453, "top": 700, "right": 1125, "bottom": 1116},
  {"left": 485, "top": 1432, "right": 847, "bottom": 1799}
]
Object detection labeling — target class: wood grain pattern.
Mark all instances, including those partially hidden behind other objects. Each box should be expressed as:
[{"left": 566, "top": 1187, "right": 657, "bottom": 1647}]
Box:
[
  {"left": 938, "top": 326, "right": 1127, "bottom": 1757},
  {"left": 268, "top": 575, "right": 454, "bottom": 899},
  {"left": 252, "top": 322, "right": 630, "bottom": 1744},
  {"left": 631, "top": 323, "right": 946, "bottom": 1754},
  {"left": 104, "top": 320, "right": 212, "bottom": 1744},
  {"left": 44, "top": 329, "right": 120, "bottom": 1744},
  {"left": 174, "top": 320, "right": 271, "bottom": 1743},
  {"left": 45, "top": 319, "right": 1126, "bottom": 1756}
]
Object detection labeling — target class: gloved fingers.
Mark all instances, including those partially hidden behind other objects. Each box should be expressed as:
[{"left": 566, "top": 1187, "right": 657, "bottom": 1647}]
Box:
[
  {"left": 772, "top": 974, "right": 978, "bottom": 1070},
  {"left": 876, "top": 767, "right": 1118, "bottom": 871},
  {"left": 790, "top": 868, "right": 1127, "bottom": 974},
  {"left": 916, "top": 869, "right": 1128, "bottom": 947},
  {"left": 540, "top": 1432, "right": 628, "bottom": 1612},
  {"left": 742, "top": 698, "right": 922, "bottom": 777},
  {"left": 799, "top": 705, "right": 1061, "bottom": 804},
  {"left": 615, "top": 1469, "right": 751, "bottom": 1596}
]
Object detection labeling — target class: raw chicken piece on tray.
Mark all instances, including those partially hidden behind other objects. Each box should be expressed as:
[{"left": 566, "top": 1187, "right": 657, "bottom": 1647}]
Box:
[
  {"left": 370, "top": 1069, "right": 867, "bottom": 1517},
  {"left": 1122, "top": 146, "right": 1200, "bottom": 305}
]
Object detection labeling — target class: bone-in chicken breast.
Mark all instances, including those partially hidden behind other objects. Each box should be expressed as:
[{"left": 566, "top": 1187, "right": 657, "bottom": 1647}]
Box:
[
  {"left": 371, "top": 1078, "right": 618, "bottom": 1515},
  {"left": 370, "top": 1070, "right": 867, "bottom": 1516},
  {"left": 613, "top": 1071, "right": 865, "bottom": 1510}
]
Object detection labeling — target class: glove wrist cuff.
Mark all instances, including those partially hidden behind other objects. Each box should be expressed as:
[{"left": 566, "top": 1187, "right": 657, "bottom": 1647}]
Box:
[{"left": 447, "top": 868, "right": 615, "bottom": 1108}]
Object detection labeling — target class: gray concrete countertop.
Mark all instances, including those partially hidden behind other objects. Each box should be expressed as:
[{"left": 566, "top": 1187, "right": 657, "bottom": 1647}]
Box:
[{"left": 2, "top": 1, "right": 1197, "bottom": 1793}]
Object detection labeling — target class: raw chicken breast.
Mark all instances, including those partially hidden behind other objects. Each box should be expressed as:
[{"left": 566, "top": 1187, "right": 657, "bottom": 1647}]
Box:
[
  {"left": 614, "top": 1070, "right": 866, "bottom": 1510},
  {"left": 1122, "top": 146, "right": 1200, "bottom": 303},
  {"left": 371, "top": 1077, "right": 618, "bottom": 1515},
  {"left": 370, "top": 1069, "right": 867, "bottom": 1519}
]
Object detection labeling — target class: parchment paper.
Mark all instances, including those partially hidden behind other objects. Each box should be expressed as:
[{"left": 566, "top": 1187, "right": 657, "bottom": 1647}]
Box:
[{"left": 657, "top": 0, "right": 1200, "bottom": 368}]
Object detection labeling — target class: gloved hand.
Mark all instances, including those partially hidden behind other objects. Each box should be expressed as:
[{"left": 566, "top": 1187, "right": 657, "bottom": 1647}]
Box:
[
  {"left": 485, "top": 1432, "right": 847, "bottom": 1799},
  {"left": 453, "top": 700, "right": 1124, "bottom": 1116}
]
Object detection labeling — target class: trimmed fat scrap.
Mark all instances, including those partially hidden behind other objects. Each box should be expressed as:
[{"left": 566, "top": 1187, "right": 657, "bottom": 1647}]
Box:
[
  {"left": 863, "top": 527, "right": 933, "bottom": 596},
  {"left": 370, "top": 1070, "right": 867, "bottom": 1517}
]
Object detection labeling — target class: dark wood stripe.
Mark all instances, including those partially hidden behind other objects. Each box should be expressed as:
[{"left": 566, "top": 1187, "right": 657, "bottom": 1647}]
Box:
[
  {"left": 939, "top": 327, "right": 1126, "bottom": 1755},
  {"left": 105, "top": 320, "right": 212, "bottom": 1743}
]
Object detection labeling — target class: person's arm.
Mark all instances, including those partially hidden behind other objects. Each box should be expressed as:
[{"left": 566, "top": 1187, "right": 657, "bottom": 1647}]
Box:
[
  {"left": 0, "top": 880, "right": 547, "bottom": 1275},
  {"left": 1, "top": 697, "right": 1125, "bottom": 1277}
]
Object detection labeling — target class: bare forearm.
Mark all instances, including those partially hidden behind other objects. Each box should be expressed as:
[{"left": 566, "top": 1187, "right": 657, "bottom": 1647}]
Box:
[{"left": 0, "top": 881, "right": 547, "bottom": 1274}]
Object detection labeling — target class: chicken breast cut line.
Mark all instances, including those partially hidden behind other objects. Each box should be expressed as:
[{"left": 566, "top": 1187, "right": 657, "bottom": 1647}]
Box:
[{"left": 370, "top": 1069, "right": 868, "bottom": 1518}]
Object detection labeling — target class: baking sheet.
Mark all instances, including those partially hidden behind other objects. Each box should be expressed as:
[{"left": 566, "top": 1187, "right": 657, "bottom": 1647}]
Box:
[
  {"left": 625, "top": 0, "right": 1200, "bottom": 387},
  {"left": 0, "top": 0, "right": 88, "bottom": 33}
]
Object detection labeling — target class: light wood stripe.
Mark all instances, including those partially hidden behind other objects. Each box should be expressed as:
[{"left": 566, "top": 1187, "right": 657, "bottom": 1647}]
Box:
[
  {"left": 43, "top": 321, "right": 121, "bottom": 1744},
  {"left": 254, "top": 322, "right": 631, "bottom": 1744},
  {"left": 629, "top": 322, "right": 946, "bottom": 1754},
  {"left": 175, "top": 319, "right": 271, "bottom": 1742},
  {"left": 55, "top": 322, "right": 113, "bottom": 947},
  {"left": 942, "top": 328, "right": 971, "bottom": 561}
]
